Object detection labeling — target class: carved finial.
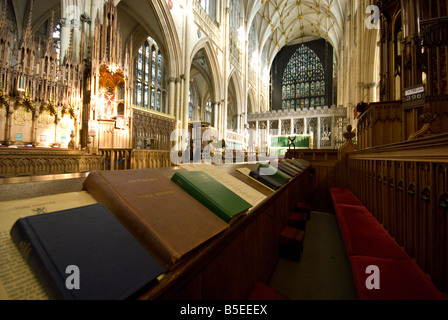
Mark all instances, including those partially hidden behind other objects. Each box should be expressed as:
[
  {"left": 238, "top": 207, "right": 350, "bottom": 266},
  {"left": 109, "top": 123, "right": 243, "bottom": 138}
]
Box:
[
  {"left": 24, "top": 0, "right": 34, "bottom": 41},
  {"left": 0, "top": 0, "right": 8, "bottom": 31},
  {"left": 408, "top": 103, "right": 437, "bottom": 141},
  {"left": 343, "top": 125, "right": 356, "bottom": 141},
  {"left": 44, "top": 11, "right": 56, "bottom": 57},
  {"left": 48, "top": 11, "right": 55, "bottom": 39},
  {"left": 338, "top": 124, "right": 358, "bottom": 160}
]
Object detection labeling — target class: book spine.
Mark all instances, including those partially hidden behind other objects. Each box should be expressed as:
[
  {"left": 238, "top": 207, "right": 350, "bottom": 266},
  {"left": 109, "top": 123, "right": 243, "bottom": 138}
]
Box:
[
  {"left": 258, "top": 165, "right": 289, "bottom": 185},
  {"left": 272, "top": 171, "right": 289, "bottom": 185},
  {"left": 278, "top": 163, "right": 298, "bottom": 176},
  {"left": 287, "top": 159, "right": 306, "bottom": 170},
  {"left": 10, "top": 219, "right": 69, "bottom": 300},
  {"left": 171, "top": 174, "right": 231, "bottom": 224},
  {"left": 275, "top": 165, "right": 295, "bottom": 177},
  {"left": 280, "top": 161, "right": 301, "bottom": 174},
  {"left": 83, "top": 172, "right": 178, "bottom": 268},
  {"left": 249, "top": 171, "right": 281, "bottom": 190}
]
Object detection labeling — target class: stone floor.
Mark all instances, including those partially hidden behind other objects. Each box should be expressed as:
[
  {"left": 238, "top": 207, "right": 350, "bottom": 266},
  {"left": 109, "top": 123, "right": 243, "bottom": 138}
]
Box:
[{"left": 269, "top": 211, "right": 358, "bottom": 300}]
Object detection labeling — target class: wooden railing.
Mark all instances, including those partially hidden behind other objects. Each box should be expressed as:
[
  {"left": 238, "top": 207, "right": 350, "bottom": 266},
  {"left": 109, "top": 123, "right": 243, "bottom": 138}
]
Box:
[
  {"left": 285, "top": 149, "right": 339, "bottom": 161},
  {"left": 131, "top": 150, "right": 173, "bottom": 170},
  {"left": 100, "top": 149, "right": 173, "bottom": 171},
  {"left": 99, "top": 149, "right": 132, "bottom": 171},
  {"left": 0, "top": 148, "right": 104, "bottom": 178},
  {"left": 344, "top": 133, "right": 448, "bottom": 292}
]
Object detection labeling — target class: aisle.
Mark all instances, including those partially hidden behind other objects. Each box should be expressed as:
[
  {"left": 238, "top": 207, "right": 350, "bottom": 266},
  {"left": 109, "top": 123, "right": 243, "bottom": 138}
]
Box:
[{"left": 269, "top": 212, "right": 358, "bottom": 300}]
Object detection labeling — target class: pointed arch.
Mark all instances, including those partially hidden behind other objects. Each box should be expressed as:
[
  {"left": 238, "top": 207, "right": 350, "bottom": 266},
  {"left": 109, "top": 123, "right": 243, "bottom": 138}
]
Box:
[
  {"left": 228, "top": 68, "right": 243, "bottom": 115},
  {"left": 190, "top": 38, "right": 222, "bottom": 103},
  {"left": 119, "top": 0, "right": 182, "bottom": 79},
  {"left": 247, "top": 87, "right": 256, "bottom": 114}
]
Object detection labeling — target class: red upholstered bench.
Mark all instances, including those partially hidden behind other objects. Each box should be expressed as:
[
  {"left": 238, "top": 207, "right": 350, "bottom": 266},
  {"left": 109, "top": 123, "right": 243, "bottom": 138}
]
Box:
[
  {"left": 330, "top": 188, "right": 363, "bottom": 206},
  {"left": 248, "top": 282, "right": 290, "bottom": 300},
  {"left": 349, "top": 256, "right": 446, "bottom": 300},
  {"left": 335, "top": 204, "right": 409, "bottom": 260},
  {"left": 279, "top": 226, "right": 306, "bottom": 262},
  {"left": 330, "top": 187, "right": 445, "bottom": 300}
]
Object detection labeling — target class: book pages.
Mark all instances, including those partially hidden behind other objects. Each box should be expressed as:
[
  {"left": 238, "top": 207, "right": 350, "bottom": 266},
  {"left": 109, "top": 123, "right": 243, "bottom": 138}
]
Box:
[
  {"left": 0, "top": 192, "right": 97, "bottom": 300},
  {"left": 181, "top": 164, "right": 266, "bottom": 209}
]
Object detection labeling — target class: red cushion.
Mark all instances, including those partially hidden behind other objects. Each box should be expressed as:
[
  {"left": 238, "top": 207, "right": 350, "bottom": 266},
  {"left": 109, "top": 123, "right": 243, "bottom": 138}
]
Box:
[
  {"left": 330, "top": 188, "right": 363, "bottom": 206},
  {"left": 296, "top": 202, "right": 311, "bottom": 210},
  {"left": 336, "top": 205, "right": 409, "bottom": 260},
  {"left": 349, "top": 256, "right": 446, "bottom": 300},
  {"left": 288, "top": 212, "right": 307, "bottom": 230},
  {"left": 280, "top": 226, "right": 305, "bottom": 244}
]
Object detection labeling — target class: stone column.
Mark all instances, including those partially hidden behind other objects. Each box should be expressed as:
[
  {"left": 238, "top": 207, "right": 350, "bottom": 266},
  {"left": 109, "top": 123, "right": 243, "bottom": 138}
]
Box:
[
  {"left": 168, "top": 77, "right": 175, "bottom": 116},
  {"left": 213, "top": 102, "right": 219, "bottom": 128}
]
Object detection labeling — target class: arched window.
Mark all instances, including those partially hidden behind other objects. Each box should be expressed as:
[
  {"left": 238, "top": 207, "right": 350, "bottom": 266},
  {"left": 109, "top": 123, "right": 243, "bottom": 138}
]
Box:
[
  {"left": 53, "top": 23, "right": 61, "bottom": 64},
  {"left": 135, "top": 36, "right": 164, "bottom": 112},
  {"left": 282, "top": 45, "right": 326, "bottom": 110},
  {"left": 248, "top": 22, "right": 258, "bottom": 82},
  {"left": 198, "top": 0, "right": 217, "bottom": 22},
  {"left": 205, "top": 100, "right": 212, "bottom": 124},
  {"left": 230, "top": 0, "right": 242, "bottom": 33}
]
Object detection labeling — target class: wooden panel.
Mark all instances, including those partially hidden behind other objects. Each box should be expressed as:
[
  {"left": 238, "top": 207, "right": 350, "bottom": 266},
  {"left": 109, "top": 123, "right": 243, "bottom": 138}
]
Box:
[{"left": 345, "top": 133, "right": 448, "bottom": 292}]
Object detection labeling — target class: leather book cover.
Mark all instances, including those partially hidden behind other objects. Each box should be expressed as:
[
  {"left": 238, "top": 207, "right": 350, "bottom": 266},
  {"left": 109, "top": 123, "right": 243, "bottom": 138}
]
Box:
[
  {"left": 271, "top": 160, "right": 298, "bottom": 176},
  {"left": 83, "top": 169, "right": 228, "bottom": 269},
  {"left": 257, "top": 164, "right": 291, "bottom": 185},
  {"left": 10, "top": 203, "right": 165, "bottom": 300},
  {"left": 249, "top": 170, "right": 283, "bottom": 191},
  {"left": 279, "top": 160, "right": 302, "bottom": 174},
  {"left": 171, "top": 171, "right": 253, "bottom": 224},
  {"left": 286, "top": 159, "right": 307, "bottom": 171}
]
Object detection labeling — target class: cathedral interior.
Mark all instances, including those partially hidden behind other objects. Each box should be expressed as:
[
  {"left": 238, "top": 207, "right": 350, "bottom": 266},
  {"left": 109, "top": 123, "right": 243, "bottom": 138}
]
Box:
[{"left": 1, "top": 0, "right": 448, "bottom": 302}]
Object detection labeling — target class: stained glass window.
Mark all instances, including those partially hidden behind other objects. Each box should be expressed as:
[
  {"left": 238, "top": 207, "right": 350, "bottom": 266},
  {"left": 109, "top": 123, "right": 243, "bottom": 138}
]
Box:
[
  {"left": 135, "top": 37, "right": 164, "bottom": 112},
  {"left": 205, "top": 100, "right": 212, "bottom": 124},
  {"left": 282, "top": 45, "right": 326, "bottom": 110},
  {"left": 53, "top": 23, "right": 61, "bottom": 65}
]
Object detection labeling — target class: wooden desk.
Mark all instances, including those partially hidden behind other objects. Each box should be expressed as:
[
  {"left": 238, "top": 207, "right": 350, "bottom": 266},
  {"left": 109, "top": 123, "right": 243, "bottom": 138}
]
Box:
[{"left": 0, "top": 164, "right": 311, "bottom": 300}]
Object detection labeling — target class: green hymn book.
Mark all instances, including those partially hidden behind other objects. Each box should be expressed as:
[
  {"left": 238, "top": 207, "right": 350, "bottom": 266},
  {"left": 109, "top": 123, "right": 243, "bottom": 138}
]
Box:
[
  {"left": 257, "top": 164, "right": 292, "bottom": 185},
  {"left": 171, "top": 171, "right": 253, "bottom": 224}
]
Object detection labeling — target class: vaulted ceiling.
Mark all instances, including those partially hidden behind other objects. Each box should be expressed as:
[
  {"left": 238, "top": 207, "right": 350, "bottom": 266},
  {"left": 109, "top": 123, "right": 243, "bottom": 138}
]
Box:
[
  {"left": 10, "top": 0, "right": 349, "bottom": 68},
  {"left": 244, "top": 0, "right": 349, "bottom": 64}
]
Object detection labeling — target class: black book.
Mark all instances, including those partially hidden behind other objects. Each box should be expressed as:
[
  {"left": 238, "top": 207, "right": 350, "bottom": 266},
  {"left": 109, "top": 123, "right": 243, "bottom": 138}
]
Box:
[
  {"left": 10, "top": 203, "right": 165, "bottom": 300},
  {"left": 249, "top": 170, "right": 283, "bottom": 191}
]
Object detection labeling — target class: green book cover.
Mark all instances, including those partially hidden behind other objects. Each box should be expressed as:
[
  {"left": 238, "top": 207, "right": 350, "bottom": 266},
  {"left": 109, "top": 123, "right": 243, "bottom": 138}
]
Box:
[
  {"left": 171, "top": 171, "right": 253, "bottom": 224},
  {"left": 257, "top": 164, "right": 291, "bottom": 185},
  {"left": 280, "top": 160, "right": 302, "bottom": 173},
  {"left": 289, "top": 159, "right": 309, "bottom": 170},
  {"left": 292, "top": 159, "right": 310, "bottom": 168}
]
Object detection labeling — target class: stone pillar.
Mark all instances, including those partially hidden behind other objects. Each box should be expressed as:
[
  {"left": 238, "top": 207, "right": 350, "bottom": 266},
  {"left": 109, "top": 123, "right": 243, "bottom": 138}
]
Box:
[
  {"left": 168, "top": 77, "right": 176, "bottom": 116},
  {"left": 213, "top": 102, "right": 219, "bottom": 128}
]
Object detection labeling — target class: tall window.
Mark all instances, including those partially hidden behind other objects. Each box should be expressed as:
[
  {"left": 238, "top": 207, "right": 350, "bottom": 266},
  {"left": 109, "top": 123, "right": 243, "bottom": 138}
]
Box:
[
  {"left": 282, "top": 45, "right": 326, "bottom": 110},
  {"left": 135, "top": 36, "right": 164, "bottom": 112},
  {"left": 205, "top": 100, "right": 212, "bottom": 124},
  {"left": 53, "top": 23, "right": 61, "bottom": 64},
  {"left": 198, "top": 0, "right": 217, "bottom": 22}
]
